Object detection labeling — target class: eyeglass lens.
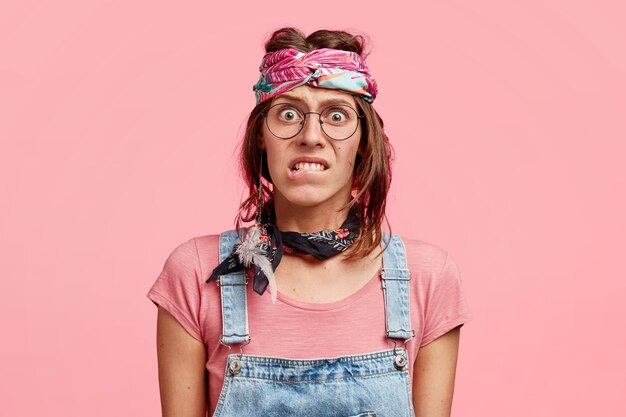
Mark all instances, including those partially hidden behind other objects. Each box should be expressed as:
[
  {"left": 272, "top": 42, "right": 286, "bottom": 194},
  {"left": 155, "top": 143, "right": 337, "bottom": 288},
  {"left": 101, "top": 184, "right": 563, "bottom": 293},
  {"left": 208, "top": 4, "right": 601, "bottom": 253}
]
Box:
[{"left": 265, "top": 104, "right": 360, "bottom": 140}]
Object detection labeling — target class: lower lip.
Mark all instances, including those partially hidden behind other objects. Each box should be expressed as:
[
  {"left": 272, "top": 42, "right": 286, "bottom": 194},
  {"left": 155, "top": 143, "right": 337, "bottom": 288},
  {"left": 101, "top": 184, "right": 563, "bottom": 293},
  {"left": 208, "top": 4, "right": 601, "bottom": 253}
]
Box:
[{"left": 287, "top": 167, "right": 328, "bottom": 180}]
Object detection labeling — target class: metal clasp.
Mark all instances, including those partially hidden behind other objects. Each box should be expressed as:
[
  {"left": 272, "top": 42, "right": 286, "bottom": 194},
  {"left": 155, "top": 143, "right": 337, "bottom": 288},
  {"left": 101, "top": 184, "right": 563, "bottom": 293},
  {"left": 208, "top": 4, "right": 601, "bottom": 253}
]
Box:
[
  {"left": 390, "top": 334, "right": 414, "bottom": 371},
  {"left": 229, "top": 359, "right": 242, "bottom": 375},
  {"left": 220, "top": 338, "right": 250, "bottom": 377}
]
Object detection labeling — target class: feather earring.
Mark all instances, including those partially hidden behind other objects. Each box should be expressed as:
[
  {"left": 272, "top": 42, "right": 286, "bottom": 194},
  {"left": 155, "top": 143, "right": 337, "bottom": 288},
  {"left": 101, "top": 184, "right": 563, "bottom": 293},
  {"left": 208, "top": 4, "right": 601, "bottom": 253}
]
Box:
[{"left": 234, "top": 152, "right": 278, "bottom": 304}]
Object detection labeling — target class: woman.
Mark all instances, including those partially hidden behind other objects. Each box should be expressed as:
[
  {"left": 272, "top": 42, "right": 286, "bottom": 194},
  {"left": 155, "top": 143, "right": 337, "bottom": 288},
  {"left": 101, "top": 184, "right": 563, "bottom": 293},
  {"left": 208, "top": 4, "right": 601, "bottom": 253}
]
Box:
[{"left": 147, "top": 27, "right": 471, "bottom": 417}]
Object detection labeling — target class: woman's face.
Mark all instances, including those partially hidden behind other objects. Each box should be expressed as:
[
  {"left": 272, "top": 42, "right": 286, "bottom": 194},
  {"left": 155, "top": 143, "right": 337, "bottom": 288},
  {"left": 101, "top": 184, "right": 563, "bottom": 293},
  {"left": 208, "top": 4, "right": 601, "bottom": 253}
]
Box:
[{"left": 259, "top": 85, "right": 363, "bottom": 210}]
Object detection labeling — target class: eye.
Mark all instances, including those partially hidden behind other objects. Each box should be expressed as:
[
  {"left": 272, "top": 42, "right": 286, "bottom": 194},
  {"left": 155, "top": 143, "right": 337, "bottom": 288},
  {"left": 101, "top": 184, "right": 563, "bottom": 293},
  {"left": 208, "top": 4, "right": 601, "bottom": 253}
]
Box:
[
  {"left": 323, "top": 106, "right": 352, "bottom": 124},
  {"left": 329, "top": 111, "right": 346, "bottom": 122},
  {"left": 278, "top": 108, "right": 302, "bottom": 122}
]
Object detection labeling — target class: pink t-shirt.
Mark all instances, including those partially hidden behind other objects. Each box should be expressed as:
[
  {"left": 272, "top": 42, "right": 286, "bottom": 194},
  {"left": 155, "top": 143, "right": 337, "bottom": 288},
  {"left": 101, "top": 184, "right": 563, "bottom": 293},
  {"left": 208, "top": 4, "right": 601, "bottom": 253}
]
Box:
[{"left": 147, "top": 233, "right": 471, "bottom": 416}]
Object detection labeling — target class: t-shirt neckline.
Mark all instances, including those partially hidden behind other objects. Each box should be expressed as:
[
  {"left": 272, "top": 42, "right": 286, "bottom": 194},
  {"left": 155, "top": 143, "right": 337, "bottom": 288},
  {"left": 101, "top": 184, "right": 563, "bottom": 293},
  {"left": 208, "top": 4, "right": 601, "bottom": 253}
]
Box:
[{"left": 268, "top": 267, "right": 382, "bottom": 311}]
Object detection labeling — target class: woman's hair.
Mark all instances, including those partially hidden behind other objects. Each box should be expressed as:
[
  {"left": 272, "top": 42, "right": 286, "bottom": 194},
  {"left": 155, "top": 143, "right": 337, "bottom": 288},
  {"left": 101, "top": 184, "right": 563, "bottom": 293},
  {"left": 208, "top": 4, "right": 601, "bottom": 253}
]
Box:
[{"left": 235, "top": 27, "right": 394, "bottom": 258}]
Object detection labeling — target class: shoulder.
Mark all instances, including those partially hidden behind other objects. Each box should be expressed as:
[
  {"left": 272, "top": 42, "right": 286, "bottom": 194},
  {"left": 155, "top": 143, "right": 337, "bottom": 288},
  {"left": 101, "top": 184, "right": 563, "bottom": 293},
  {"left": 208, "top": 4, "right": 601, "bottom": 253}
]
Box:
[
  {"left": 193, "top": 230, "right": 242, "bottom": 256},
  {"left": 392, "top": 233, "right": 451, "bottom": 277},
  {"left": 187, "top": 230, "right": 244, "bottom": 279},
  {"left": 191, "top": 233, "right": 221, "bottom": 253},
  {"left": 160, "top": 237, "right": 201, "bottom": 271},
  {"left": 157, "top": 233, "right": 222, "bottom": 280}
]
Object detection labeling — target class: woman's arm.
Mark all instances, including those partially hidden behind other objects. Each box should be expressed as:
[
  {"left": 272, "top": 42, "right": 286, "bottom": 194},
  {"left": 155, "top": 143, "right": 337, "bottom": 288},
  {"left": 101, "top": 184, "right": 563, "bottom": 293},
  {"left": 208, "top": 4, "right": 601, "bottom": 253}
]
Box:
[
  {"left": 412, "top": 326, "right": 462, "bottom": 417},
  {"left": 156, "top": 305, "right": 207, "bottom": 417}
]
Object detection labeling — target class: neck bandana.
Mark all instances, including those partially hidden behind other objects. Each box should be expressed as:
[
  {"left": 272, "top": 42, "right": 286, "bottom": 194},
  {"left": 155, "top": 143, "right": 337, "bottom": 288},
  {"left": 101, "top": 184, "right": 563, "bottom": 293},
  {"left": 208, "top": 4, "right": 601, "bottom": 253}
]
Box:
[
  {"left": 206, "top": 208, "right": 359, "bottom": 304},
  {"left": 252, "top": 48, "right": 378, "bottom": 105}
]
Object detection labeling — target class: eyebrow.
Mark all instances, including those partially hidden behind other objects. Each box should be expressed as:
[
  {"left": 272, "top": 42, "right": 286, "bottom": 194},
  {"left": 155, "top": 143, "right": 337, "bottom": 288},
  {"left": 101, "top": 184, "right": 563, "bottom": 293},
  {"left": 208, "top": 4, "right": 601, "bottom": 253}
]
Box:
[{"left": 273, "top": 94, "right": 355, "bottom": 108}]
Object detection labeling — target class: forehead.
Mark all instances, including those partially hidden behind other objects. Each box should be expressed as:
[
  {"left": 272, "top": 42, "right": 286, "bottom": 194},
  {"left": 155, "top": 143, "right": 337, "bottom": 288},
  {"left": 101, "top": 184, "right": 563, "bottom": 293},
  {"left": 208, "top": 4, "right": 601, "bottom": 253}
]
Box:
[{"left": 272, "top": 85, "right": 358, "bottom": 108}]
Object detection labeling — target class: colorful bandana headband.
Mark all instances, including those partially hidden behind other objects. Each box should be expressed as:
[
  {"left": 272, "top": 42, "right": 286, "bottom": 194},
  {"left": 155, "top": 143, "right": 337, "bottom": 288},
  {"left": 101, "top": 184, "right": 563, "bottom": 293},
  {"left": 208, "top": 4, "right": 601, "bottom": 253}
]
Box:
[{"left": 252, "top": 47, "right": 378, "bottom": 104}]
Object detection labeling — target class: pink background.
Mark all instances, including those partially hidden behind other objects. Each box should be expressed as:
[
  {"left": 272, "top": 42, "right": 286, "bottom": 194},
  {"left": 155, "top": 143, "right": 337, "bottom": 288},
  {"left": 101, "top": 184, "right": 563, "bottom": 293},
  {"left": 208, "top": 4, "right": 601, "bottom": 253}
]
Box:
[{"left": 1, "top": 1, "right": 624, "bottom": 416}]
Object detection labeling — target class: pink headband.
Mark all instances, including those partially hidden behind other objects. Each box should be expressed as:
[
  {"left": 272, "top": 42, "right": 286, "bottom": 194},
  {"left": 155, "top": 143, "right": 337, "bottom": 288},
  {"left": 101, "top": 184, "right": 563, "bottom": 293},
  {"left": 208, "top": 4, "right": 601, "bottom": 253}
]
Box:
[{"left": 252, "top": 48, "right": 378, "bottom": 104}]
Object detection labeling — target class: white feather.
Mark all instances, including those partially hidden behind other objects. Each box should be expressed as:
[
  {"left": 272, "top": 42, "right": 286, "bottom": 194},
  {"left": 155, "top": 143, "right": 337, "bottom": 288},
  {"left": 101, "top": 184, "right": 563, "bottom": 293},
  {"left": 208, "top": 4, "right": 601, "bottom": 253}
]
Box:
[
  {"left": 252, "top": 252, "right": 278, "bottom": 305},
  {"left": 235, "top": 225, "right": 278, "bottom": 304}
]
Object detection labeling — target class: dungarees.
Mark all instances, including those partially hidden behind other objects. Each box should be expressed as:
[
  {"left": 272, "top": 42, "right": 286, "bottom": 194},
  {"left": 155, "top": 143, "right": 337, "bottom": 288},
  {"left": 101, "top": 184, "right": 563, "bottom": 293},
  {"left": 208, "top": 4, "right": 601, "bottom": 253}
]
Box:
[{"left": 212, "top": 230, "right": 416, "bottom": 417}]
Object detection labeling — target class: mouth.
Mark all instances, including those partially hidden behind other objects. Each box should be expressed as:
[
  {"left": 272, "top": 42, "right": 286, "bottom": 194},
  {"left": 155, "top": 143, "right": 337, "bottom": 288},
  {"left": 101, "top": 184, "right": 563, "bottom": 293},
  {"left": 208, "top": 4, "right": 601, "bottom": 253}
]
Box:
[{"left": 289, "top": 162, "right": 328, "bottom": 173}]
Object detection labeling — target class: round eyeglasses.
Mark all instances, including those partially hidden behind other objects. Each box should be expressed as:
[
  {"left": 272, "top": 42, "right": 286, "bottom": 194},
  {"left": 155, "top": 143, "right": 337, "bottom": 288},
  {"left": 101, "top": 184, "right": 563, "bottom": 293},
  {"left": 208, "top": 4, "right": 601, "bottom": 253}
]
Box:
[{"left": 261, "top": 103, "right": 364, "bottom": 141}]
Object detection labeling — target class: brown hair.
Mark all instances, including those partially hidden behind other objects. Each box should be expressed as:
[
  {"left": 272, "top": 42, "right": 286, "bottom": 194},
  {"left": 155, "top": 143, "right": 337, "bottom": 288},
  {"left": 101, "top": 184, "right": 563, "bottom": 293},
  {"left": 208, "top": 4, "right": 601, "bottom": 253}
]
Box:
[{"left": 235, "top": 27, "right": 394, "bottom": 258}]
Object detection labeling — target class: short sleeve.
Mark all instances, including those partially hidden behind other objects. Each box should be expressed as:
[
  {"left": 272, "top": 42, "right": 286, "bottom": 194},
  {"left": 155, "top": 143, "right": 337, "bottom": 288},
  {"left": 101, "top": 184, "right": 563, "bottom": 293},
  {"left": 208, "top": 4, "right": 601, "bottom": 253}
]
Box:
[
  {"left": 420, "top": 252, "right": 472, "bottom": 347},
  {"left": 146, "top": 238, "right": 204, "bottom": 343}
]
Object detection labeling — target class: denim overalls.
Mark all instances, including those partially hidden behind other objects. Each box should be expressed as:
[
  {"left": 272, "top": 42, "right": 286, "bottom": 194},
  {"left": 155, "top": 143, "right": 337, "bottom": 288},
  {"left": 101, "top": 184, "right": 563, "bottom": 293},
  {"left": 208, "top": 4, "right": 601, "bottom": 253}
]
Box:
[{"left": 212, "top": 230, "right": 416, "bottom": 417}]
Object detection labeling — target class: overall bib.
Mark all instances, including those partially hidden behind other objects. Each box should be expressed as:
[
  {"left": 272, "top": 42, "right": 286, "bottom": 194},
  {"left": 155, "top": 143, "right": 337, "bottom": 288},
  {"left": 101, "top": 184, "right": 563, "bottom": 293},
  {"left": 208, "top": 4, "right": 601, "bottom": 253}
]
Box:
[{"left": 212, "top": 231, "right": 416, "bottom": 417}]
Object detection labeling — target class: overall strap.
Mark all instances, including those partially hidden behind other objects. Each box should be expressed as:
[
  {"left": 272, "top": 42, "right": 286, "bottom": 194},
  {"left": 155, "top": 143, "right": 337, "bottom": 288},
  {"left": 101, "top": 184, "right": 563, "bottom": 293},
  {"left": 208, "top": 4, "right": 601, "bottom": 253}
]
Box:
[
  {"left": 381, "top": 233, "right": 415, "bottom": 341},
  {"left": 217, "top": 230, "right": 251, "bottom": 345}
]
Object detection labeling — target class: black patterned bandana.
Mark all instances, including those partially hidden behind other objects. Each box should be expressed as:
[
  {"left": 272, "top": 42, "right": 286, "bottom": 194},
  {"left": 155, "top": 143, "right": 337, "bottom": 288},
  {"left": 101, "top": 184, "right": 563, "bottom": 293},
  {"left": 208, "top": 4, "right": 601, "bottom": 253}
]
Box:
[{"left": 206, "top": 208, "right": 359, "bottom": 297}]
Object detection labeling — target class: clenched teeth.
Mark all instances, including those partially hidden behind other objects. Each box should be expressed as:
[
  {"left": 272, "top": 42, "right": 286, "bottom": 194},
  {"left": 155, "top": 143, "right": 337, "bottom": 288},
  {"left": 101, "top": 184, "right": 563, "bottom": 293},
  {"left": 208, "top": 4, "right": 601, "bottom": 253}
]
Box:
[{"left": 291, "top": 162, "right": 326, "bottom": 172}]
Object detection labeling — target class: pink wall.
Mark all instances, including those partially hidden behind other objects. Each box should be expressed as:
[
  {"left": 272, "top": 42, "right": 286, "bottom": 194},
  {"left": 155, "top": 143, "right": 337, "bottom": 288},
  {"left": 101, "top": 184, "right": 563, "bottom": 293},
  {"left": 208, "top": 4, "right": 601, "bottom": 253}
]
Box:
[{"left": 1, "top": 1, "right": 624, "bottom": 416}]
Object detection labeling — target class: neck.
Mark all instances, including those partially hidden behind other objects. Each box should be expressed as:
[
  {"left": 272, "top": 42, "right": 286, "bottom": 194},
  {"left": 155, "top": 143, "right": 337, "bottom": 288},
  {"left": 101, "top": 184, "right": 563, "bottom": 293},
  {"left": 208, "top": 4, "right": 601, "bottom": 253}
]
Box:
[{"left": 271, "top": 194, "right": 352, "bottom": 233}]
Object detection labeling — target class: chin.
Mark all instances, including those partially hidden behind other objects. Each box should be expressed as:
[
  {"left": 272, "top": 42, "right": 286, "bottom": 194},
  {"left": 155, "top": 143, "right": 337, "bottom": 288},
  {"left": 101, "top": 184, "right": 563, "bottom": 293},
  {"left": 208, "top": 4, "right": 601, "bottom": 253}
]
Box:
[
  {"left": 282, "top": 193, "right": 331, "bottom": 208},
  {"left": 274, "top": 186, "right": 340, "bottom": 209},
  {"left": 273, "top": 179, "right": 354, "bottom": 210}
]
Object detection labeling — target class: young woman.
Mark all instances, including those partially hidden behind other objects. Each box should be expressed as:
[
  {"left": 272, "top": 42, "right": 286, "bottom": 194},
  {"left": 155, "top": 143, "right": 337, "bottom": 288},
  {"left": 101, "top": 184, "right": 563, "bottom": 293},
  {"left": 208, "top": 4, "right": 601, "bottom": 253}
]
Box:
[{"left": 147, "top": 27, "right": 471, "bottom": 417}]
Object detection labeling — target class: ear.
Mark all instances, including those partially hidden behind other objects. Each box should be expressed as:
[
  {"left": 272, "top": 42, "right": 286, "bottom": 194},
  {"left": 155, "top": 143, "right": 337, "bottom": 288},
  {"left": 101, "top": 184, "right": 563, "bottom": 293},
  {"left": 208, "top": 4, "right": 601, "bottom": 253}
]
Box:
[{"left": 258, "top": 134, "right": 266, "bottom": 150}]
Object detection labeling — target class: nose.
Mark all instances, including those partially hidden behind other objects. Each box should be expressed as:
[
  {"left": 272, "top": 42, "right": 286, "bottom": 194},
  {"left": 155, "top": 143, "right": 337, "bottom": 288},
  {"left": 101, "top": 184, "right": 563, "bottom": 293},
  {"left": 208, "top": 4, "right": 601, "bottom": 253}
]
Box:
[{"left": 297, "top": 112, "right": 326, "bottom": 147}]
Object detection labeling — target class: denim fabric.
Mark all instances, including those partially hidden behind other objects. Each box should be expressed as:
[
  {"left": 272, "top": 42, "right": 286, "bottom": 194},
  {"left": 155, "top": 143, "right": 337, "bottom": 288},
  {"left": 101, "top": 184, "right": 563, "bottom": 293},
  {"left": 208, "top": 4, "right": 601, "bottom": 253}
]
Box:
[
  {"left": 380, "top": 234, "right": 415, "bottom": 341},
  {"left": 217, "top": 229, "right": 250, "bottom": 344},
  {"left": 214, "top": 231, "right": 415, "bottom": 417}
]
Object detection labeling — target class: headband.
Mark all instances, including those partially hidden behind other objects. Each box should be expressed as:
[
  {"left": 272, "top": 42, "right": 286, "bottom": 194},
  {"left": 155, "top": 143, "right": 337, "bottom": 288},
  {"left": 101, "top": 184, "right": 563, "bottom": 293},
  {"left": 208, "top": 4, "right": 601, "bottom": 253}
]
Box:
[{"left": 252, "top": 48, "right": 378, "bottom": 104}]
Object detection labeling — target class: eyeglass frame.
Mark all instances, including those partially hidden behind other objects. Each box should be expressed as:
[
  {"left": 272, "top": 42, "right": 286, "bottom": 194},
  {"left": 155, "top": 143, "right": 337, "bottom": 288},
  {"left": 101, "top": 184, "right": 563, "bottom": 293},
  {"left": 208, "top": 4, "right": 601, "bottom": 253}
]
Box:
[{"left": 260, "top": 102, "right": 365, "bottom": 141}]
